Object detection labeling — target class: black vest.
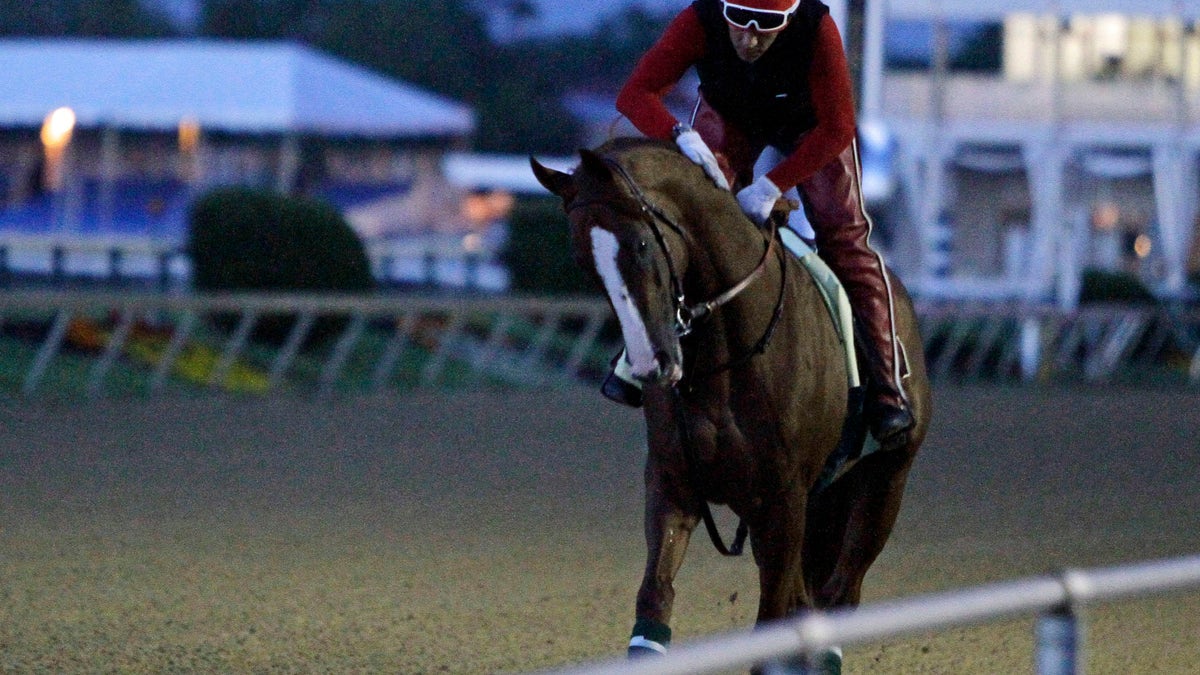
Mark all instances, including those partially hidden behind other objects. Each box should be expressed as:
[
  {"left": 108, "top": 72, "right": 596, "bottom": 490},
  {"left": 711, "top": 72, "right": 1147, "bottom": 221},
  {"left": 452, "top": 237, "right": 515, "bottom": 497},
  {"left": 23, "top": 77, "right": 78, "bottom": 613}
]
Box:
[{"left": 691, "top": 0, "right": 829, "bottom": 149}]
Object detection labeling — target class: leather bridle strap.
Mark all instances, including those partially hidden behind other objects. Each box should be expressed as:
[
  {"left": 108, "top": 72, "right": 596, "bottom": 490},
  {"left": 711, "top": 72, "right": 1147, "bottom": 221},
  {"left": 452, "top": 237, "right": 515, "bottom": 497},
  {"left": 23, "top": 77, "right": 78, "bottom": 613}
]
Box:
[
  {"left": 670, "top": 385, "right": 748, "bottom": 557},
  {"left": 681, "top": 220, "right": 777, "bottom": 326},
  {"left": 597, "top": 157, "right": 778, "bottom": 337}
]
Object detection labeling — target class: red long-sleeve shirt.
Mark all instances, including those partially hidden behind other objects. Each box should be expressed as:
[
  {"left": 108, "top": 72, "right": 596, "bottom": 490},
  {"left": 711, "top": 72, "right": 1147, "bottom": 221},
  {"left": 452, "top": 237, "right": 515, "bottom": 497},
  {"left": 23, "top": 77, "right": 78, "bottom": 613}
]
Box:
[{"left": 615, "top": 7, "right": 857, "bottom": 192}]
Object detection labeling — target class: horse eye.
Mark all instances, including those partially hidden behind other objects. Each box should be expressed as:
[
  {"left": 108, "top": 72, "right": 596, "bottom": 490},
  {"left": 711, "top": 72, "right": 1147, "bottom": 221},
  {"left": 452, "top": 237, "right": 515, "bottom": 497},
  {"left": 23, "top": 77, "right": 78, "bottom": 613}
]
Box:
[{"left": 637, "top": 239, "right": 648, "bottom": 254}]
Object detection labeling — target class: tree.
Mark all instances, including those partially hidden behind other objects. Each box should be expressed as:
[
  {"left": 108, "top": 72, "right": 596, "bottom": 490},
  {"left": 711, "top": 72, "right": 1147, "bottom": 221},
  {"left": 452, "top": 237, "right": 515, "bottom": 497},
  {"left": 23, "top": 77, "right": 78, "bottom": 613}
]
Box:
[
  {"left": 0, "top": 0, "right": 176, "bottom": 37},
  {"left": 197, "top": 0, "right": 582, "bottom": 153}
]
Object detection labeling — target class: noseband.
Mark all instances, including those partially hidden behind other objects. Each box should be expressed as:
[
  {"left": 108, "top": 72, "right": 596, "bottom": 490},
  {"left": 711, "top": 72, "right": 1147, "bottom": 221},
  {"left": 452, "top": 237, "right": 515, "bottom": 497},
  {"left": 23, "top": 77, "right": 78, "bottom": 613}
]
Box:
[{"left": 569, "top": 156, "right": 783, "bottom": 349}]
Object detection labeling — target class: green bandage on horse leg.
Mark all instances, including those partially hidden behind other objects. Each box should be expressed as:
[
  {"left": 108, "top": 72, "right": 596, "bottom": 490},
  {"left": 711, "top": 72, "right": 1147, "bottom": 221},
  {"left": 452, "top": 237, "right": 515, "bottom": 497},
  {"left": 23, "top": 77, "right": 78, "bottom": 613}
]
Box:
[{"left": 628, "top": 618, "right": 671, "bottom": 655}]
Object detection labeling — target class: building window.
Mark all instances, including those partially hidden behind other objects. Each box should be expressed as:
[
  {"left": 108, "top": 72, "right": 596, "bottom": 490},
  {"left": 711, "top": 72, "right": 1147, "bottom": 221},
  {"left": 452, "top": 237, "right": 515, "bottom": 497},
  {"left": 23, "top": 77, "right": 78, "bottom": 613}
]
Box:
[
  {"left": 1003, "top": 13, "right": 1200, "bottom": 85},
  {"left": 885, "top": 20, "right": 1003, "bottom": 73}
]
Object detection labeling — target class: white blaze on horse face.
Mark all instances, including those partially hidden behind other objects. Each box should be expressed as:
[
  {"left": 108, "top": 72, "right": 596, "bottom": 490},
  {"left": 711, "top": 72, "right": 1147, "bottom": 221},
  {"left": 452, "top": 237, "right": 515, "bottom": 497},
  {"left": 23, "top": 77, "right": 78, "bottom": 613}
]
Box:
[{"left": 590, "top": 227, "right": 658, "bottom": 378}]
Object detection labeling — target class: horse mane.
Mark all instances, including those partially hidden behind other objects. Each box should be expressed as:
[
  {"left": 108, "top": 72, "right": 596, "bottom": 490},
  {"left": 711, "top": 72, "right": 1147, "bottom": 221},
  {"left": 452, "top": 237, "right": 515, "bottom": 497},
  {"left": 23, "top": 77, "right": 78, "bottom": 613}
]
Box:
[
  {"left": 583, "top": 136, "right": 745, "bottom": 229},
  {"left": 589, "top": 137, "right": 688, "bottom": 180},
  {"left": 593, "top": 136, "right": 677, "bottom": 156}
]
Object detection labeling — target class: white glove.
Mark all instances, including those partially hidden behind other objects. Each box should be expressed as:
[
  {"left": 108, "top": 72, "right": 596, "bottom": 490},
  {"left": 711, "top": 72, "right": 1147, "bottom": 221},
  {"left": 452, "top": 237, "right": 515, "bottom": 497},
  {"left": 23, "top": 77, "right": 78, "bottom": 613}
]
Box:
[
  {"left": 674, "top": 128, "right": 730, "bottom": 191},
  {"left": 736, "top": 175, "right": 782, "bottom": 225}
]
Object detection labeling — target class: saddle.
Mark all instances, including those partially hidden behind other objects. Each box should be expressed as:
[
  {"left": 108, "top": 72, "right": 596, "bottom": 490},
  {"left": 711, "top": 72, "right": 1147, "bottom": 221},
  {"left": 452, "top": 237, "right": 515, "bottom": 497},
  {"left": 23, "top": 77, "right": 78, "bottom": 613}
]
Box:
[{"left": 781, "top": 231, "right": 881, "bottom": 494}]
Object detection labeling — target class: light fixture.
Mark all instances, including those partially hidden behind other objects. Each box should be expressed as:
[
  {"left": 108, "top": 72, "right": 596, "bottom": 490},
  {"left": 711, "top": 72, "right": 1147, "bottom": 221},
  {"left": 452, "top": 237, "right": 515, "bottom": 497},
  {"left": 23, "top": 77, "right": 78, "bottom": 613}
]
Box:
[
  {"left": 40, "top": 107, "right": 76, "bottom": 192},
  {"left": 1134, "top": 234, "right": 1152, "bottom": 258}
]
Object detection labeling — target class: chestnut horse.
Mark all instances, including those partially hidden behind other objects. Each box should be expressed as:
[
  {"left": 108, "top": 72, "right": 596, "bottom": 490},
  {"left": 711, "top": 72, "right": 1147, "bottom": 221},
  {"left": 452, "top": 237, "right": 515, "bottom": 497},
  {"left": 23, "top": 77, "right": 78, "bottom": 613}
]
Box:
[{"left": 532, "top": 138, "right": 930, "bottom": 671}]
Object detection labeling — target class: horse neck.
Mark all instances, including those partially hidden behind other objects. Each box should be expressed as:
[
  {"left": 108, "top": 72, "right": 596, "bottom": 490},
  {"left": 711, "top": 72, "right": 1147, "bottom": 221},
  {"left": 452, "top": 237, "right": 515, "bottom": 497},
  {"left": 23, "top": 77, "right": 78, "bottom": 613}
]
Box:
[
  {"left": 619, "top": 150, "right": 781, "bottom": 321},
  {"left": 679, "top": 192, "right": 775, "bottom": 304}
]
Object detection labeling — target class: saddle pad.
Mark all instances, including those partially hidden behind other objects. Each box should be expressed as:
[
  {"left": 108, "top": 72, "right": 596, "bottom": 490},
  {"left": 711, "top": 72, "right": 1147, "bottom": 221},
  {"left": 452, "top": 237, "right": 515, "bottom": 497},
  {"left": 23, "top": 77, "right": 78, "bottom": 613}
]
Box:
[{"left": 782, "top": 232, "right": 861, "bottom": 389}]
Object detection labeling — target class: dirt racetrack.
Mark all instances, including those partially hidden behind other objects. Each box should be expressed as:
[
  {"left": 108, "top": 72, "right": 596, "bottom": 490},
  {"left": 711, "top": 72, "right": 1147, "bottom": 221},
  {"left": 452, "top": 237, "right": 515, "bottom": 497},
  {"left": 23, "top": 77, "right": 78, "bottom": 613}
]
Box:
[{"left": 1, "top": 383, "right": 1198, "bottom": 673}]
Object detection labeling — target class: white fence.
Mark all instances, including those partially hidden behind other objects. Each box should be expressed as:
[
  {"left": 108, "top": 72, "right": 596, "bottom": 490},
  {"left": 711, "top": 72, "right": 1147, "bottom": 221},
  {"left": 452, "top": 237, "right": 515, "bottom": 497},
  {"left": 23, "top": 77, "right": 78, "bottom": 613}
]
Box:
[
  {"left": 0, "top": 291, "right": 1198, "bottom": 398},
  {"left": 548, "top": 554, "right": 1200, "bottom": 675},
  {"left": 0, "top": 290, "right": 617, "bottom": 398}
]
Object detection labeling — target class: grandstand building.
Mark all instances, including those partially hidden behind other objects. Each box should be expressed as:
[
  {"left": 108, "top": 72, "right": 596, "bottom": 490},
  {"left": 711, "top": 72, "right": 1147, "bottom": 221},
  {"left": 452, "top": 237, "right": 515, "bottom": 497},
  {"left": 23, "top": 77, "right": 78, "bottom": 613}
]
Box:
[
  {"left": 864, "top": 0, "right": 1200, "bottom": 307},
  {"left": 0, "top": 39, "right": 485, "bottom": 288}
]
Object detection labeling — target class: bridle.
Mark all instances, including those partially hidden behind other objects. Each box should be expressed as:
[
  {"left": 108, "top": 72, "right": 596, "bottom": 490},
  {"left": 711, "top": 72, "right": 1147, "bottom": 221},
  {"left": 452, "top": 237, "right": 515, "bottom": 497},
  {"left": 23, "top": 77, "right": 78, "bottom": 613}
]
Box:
[
  {"left": 568, "top": 156, "right": 790, "bottom": 557},
  {"left": 568, "top": 153, "right": 792, "bottom": 557},
  {"left": 569, "top": 157, "right": 786, "bottom": 368}
]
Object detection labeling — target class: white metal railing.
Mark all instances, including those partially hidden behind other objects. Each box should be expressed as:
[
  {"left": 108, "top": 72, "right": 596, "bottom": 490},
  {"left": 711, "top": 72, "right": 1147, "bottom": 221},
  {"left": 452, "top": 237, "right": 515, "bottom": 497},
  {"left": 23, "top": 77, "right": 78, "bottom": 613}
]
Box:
[
  {"left": 547, "top": 554, "right": 1200, "bottom": 675},
  {"left": 0, "top": 289, "right": 620, "bottom": 398},
  {"left": 0, "top": 291, "right": 1196, "bottom": 398}
]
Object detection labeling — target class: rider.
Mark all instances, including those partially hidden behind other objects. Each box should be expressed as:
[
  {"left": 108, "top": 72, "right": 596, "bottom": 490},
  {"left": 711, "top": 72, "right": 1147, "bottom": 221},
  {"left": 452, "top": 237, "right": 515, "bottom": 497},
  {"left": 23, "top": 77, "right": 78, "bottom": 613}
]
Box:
[{"left": 609, "top": 0, "right": 914, "bottom": 448}]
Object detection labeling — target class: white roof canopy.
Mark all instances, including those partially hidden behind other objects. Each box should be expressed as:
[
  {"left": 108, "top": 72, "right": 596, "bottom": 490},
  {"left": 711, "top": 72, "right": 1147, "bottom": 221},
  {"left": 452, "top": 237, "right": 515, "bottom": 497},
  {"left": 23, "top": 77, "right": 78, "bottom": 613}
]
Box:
[
  {"left": 888, "top": 0, "right": 1197, "bottom": 20},
  {"left": 0, "top": 38, "right": 475, "bottom": 138}
]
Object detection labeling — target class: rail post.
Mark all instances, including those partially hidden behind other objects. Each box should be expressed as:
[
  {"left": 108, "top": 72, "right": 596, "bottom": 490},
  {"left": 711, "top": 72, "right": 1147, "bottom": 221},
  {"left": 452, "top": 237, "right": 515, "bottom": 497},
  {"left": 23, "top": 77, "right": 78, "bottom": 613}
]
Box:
[{"left": 1035, "top": 606, "right": 1079, "bottom": 675}]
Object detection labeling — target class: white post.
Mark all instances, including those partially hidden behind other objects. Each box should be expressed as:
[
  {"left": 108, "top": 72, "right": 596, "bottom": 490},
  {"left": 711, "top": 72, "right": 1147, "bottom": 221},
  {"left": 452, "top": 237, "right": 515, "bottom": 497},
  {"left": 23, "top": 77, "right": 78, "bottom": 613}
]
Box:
[
  {"left": 1035, "top": 608, "right": 1081, "bottom": 675},
  {"left": 1020, "top": 315, "right": 1042, "bottom": 381},
  {"left": 1055, "top": 207, "right": 1087, "bottom": 311},
  {"left": 1022, "top": 139, "right": 1066, "bottom": 303},
  {"left": 916, "top": 140, "right": 951, "bottom": 283},
  {"left": 276, "top": 134, "right": 301, "bottom": 194},
  {"left": 860, "top": 0, "right": 887, "bottom": 123},
  {"left": 1151, "top": 143, "right": 1197, "bottom": 296}
]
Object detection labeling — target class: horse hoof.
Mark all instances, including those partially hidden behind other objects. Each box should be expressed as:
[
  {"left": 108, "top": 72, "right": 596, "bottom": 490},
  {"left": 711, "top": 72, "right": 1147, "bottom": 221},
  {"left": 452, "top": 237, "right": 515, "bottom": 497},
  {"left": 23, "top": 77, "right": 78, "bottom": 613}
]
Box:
[
  {"left": 807, "top": 647, "right": 843, "bottom": 675},
  {"left": 772, "top": 647, "right": 842, "bottom": 675}
]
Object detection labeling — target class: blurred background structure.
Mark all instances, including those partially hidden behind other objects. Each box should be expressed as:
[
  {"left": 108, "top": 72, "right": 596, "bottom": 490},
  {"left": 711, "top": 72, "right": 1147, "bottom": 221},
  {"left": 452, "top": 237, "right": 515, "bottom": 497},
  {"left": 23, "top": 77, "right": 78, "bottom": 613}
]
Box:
[
  {"left": 864, "top": 0, "right": 1200, "bottom": 311},
  {"left": 0, "top": 0, "right": 1198, "bottom": 396},
  {"left": 0, "top": 0, "right": 1193, "bottom": 305},
  {"left": 0, "top": 39, "right": 498, "bottom": 289}
]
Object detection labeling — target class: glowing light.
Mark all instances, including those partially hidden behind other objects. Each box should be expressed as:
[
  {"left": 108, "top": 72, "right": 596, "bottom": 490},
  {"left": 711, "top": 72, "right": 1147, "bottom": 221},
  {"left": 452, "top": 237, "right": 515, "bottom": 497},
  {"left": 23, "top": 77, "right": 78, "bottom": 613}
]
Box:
[
  {"left": 40, "top": 107, "right": 75, "bottom": 149},
  {"left": 40, "top": 107, "right": 76, "bottom": 192},
  {"left": 463, "top": 233, "right": 483, "bottom": 253},
  {"left": 462, "top": 190, "right": 515, "bottom": 224},
  {"left": 178, "top": 116, "right": 201, "bottom": 153},
  {"left": 1134, "top": 234, "right": 1152, "bottom": 258},
  {"left": 1092, "top": 202, "right": 1120, "bottom": 231}
]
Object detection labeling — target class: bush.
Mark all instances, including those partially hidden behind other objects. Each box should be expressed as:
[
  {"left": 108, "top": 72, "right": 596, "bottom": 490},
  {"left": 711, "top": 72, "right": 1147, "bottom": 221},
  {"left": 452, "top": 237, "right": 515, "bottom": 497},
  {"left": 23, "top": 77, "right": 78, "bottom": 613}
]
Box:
[
  {"left": 1078, "top": 268, "right": 1156, "bottom": 305},
  {"left": 187, "top": 187, "right": 375, "bottom": 346},
  {"left": 503, "top": 195, "right": 594, "bottom": 295}
]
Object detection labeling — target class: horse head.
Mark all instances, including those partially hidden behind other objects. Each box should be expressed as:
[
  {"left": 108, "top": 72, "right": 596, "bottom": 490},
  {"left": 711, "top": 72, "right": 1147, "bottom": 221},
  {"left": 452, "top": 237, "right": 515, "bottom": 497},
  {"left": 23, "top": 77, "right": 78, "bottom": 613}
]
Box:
[{"left": 532, "top": 145, "right": 693, "bottom": 387}]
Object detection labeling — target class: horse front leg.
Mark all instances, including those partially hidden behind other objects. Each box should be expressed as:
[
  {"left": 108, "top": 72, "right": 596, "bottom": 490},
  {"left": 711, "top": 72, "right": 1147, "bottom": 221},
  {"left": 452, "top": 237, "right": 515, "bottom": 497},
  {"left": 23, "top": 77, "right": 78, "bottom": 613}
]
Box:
[
  {"left": 750, "top": 486, "right": 811, "bottom": 623},
  {"left": 749, "top": 489, "right": 850, "bottom": 675},
  {"left": 630, "top": 461, "right": 698, "bottom": 657}
]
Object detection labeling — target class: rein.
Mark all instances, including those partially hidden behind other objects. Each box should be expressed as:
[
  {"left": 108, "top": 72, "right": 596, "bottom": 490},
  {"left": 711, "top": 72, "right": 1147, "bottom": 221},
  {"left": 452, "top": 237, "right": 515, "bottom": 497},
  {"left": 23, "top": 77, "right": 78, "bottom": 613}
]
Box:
[
  {"left": 571, "top": 154, "right": 793, "bottom": 557},
  {"left": 671, "top": 385, "right": 748, "bottom": 556},
  {"left": 605, "top": 157, "right": 789, "bottom": 384},
  {"left": 570, "top": 158, "right": 780, "bottom": 341}
]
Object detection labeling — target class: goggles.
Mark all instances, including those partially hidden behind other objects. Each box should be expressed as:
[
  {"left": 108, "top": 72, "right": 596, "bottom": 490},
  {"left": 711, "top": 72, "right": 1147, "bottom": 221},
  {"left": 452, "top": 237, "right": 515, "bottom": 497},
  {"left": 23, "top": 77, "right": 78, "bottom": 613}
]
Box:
[{"left": 721, "top": 0, "right": 799, "bottom": 32}]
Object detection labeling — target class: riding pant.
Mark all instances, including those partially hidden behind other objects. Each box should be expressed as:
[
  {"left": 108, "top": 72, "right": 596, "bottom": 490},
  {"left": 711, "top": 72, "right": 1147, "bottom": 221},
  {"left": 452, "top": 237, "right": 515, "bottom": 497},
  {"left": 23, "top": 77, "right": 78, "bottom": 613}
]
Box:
[{"left": 690, "top": 95, "right": 910, "bottom": 412}]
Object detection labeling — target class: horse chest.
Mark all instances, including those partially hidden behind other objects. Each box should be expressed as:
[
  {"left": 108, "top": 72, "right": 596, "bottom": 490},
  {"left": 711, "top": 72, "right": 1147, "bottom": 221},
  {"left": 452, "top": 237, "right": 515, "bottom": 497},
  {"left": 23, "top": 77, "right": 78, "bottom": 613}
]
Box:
[{"left": 679, "top": 415, "right": 776, "bottom": 501}]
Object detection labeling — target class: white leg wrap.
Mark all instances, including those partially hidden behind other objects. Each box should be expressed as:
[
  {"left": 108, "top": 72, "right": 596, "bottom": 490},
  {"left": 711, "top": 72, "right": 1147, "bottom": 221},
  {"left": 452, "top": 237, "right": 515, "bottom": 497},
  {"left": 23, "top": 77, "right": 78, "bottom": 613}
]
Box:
[
  {"left": 613, "top": 348, "right": 643, "bottom": 389},
  {"left": 628, "top": 636, "right": 668, "bottom": 654}
]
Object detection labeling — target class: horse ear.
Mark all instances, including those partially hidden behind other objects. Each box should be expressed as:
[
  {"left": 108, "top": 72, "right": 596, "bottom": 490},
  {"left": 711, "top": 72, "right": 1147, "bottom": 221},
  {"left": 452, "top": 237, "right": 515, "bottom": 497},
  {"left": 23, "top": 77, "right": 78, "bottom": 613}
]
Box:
[
  {"left": 577, "top": 148, "right": 613, "bottom": 182},
  {"left": 530, "top": 157, "right": 577, "bottom": 205}
]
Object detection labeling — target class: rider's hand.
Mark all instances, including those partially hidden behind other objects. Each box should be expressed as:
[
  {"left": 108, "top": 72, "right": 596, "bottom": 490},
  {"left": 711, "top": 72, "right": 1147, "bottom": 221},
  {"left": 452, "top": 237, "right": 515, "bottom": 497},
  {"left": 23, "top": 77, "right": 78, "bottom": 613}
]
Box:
[
  {"left": 673, "top": 125, "right": 730, "bottom": 191},
  {"left": 736, "top": 175, "right": 782, "bottom": 226}
]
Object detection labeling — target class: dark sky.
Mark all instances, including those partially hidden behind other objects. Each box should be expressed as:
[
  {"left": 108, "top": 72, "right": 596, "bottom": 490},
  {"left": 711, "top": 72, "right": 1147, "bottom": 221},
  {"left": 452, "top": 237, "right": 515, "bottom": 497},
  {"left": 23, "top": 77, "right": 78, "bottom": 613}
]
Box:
[{"left": 141, "top": 0, "right": 685, "bottom": 37}]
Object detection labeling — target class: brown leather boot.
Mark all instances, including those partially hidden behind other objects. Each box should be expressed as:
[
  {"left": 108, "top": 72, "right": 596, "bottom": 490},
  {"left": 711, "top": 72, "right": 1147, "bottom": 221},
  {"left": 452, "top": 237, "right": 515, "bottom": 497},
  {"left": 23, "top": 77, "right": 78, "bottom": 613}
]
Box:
[
  {"left": 799, "top": 140, "right": 914, "bottom": 450},
  {"left": 860, "top": 335, "right": 915, "bottom": 450}
]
